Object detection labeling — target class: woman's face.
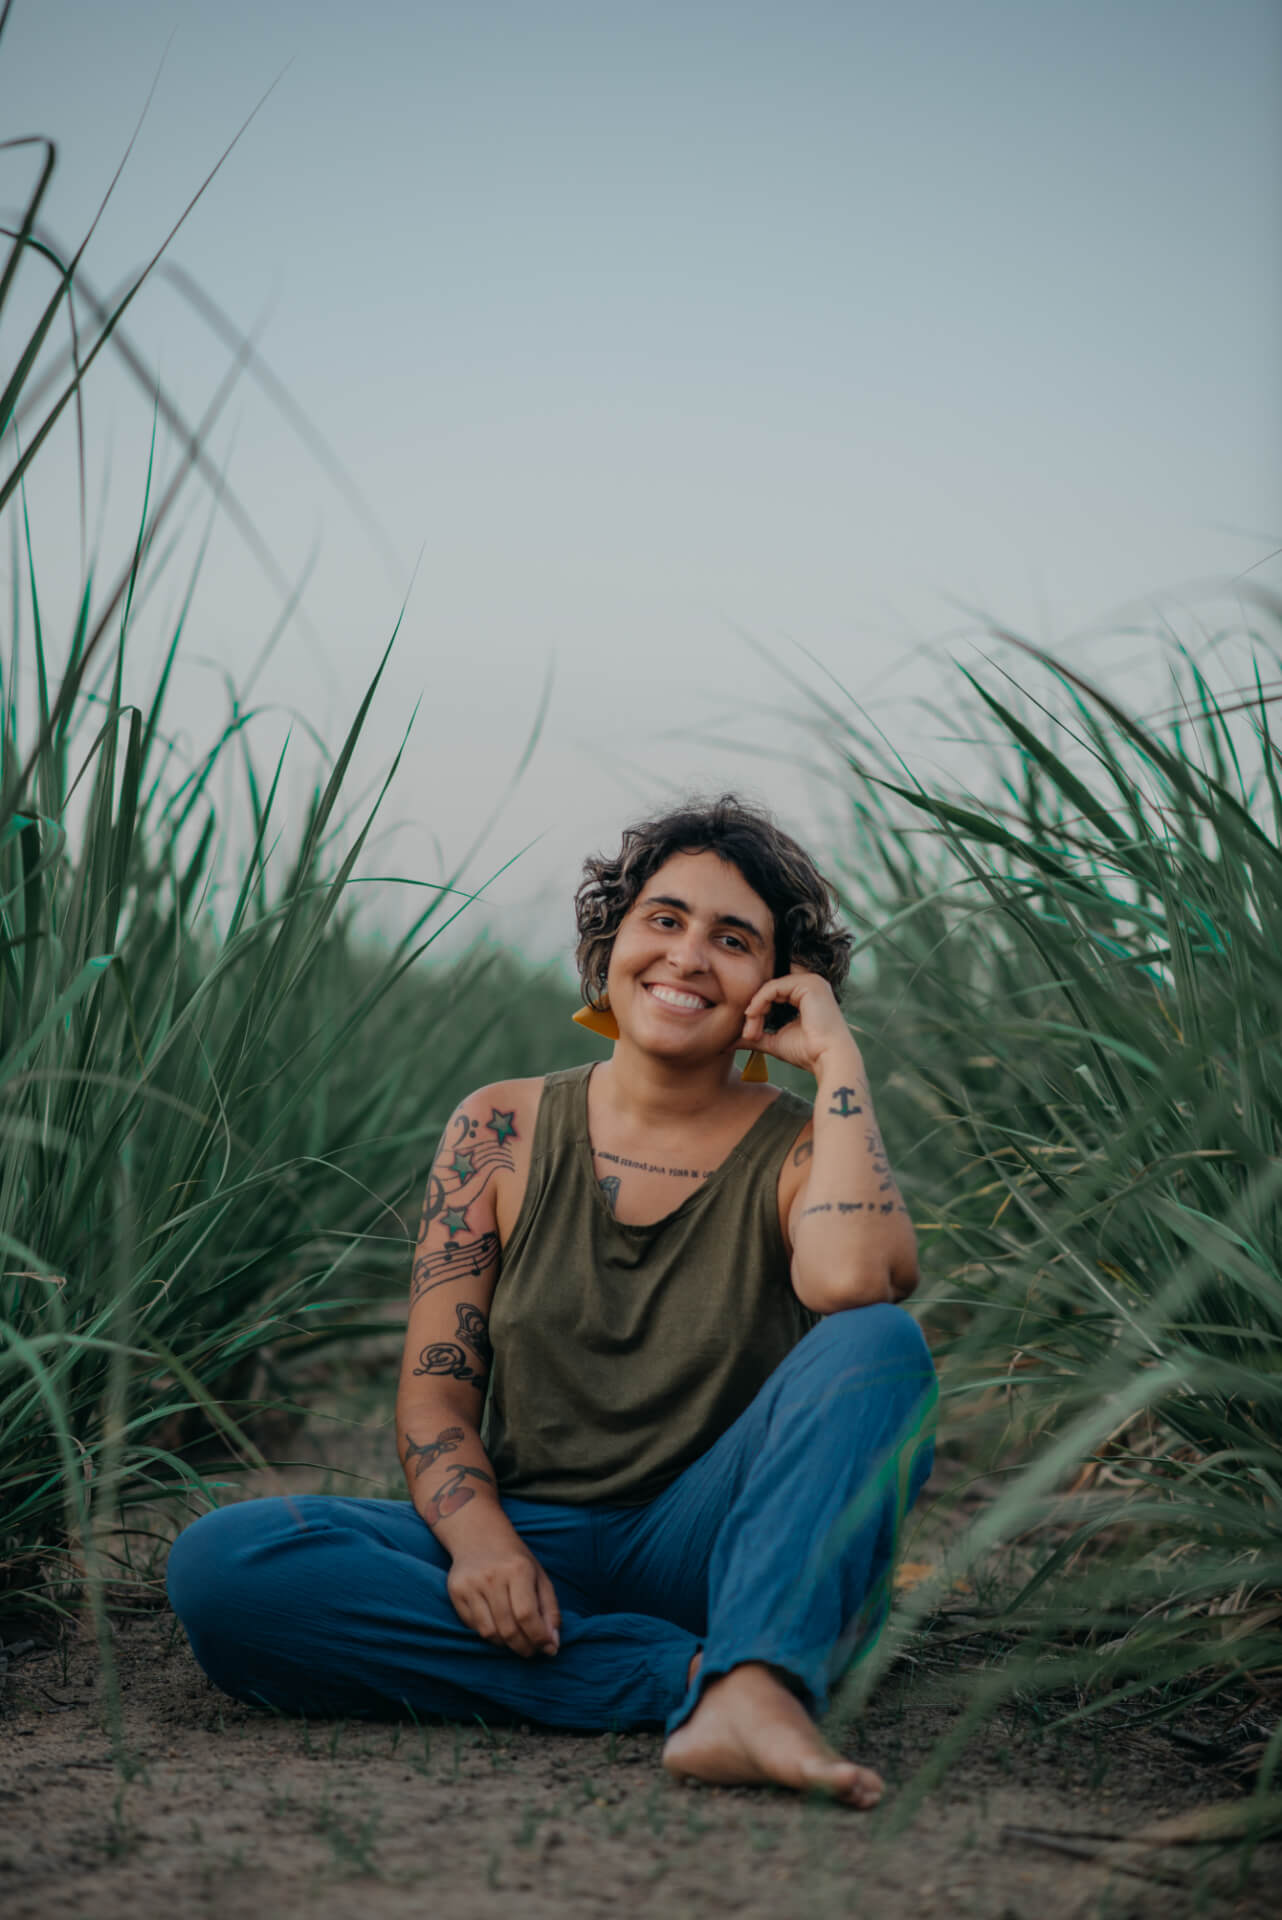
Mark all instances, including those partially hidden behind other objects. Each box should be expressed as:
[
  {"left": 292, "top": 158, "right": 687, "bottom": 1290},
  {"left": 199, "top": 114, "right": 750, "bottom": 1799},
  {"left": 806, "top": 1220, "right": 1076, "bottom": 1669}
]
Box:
[{"left": 604, "top": 849, "right": 776, "bottom": 1066}]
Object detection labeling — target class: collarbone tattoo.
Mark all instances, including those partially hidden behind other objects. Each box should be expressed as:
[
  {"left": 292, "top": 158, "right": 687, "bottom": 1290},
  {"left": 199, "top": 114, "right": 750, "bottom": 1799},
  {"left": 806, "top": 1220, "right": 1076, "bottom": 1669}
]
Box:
[{"left": 593, "top": 1147, "right": 715, "bottom": 1180}]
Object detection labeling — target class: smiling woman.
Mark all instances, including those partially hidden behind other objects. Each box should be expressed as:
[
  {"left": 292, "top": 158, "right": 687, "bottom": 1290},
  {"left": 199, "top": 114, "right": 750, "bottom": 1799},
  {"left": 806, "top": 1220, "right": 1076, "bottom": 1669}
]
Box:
[{"left": 166, "top": 793, "right": 936, "bottom": 1809}]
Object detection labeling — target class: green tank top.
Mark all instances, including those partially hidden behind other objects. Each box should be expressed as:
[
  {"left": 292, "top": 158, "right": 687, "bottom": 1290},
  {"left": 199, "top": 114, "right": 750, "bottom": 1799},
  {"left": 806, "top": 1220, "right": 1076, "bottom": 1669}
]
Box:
[{"left": 480, "top": 1062, "right": 816, "bottom": 1506}]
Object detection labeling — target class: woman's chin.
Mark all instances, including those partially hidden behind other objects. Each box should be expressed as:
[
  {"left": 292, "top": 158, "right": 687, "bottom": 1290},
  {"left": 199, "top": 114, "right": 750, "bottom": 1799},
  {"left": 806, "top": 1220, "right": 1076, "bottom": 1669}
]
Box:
[{"left": 633, "top": 1035, "right": 735, "bottom": 1072}]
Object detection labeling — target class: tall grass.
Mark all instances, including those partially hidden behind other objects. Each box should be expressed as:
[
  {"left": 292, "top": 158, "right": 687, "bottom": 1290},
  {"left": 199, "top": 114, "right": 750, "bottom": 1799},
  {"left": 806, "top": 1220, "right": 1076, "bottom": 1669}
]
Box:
[
  {"left": 0, "top": 32, "right": 593, "bottom": 1643},
  {"left": 7, "top": 11, "right": 1279, "bottom": 1853},
  {"left": 805, "top": 625, "right": 1282, "bottom": 1820}
]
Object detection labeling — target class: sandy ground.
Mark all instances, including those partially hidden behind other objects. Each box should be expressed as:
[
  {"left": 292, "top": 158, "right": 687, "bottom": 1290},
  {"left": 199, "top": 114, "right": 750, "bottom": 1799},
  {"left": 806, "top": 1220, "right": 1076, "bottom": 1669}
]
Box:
[
  {"left": 3, "top": 1368, "right": 1278, "bottom": 1918},
  {"left": 3, "top": 1607, "right": 1279, "bottom": 1920}
]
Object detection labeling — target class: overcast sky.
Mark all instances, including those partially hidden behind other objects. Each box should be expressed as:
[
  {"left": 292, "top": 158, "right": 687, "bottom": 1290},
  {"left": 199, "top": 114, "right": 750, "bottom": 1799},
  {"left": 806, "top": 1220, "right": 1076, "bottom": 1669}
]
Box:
[{"left": 4, "top": 0, "right": 1279, "bottom": 969}]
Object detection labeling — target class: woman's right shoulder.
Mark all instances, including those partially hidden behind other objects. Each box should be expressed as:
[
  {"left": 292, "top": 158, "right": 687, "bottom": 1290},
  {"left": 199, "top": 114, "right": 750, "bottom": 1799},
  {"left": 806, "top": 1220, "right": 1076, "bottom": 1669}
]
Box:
[
  {"left": 448, "top": 1062, "right": 589, "bottom": 1142},
  {"left": 447, "top": 1075, "right": 546, "bottom": 1147},
  {"left": 447, "top": 1074, "right": 568, "bottom": 1247}
]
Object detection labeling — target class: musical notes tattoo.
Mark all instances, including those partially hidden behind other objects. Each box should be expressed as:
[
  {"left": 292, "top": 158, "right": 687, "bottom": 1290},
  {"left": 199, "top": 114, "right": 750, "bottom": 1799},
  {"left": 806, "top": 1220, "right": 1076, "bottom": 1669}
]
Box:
[
  {"left": 411, "top": 1232, "right": 500, "bottom": 1305},
  {"left": 412, "top": 1110, "right": 516, "bottom": 1247}
]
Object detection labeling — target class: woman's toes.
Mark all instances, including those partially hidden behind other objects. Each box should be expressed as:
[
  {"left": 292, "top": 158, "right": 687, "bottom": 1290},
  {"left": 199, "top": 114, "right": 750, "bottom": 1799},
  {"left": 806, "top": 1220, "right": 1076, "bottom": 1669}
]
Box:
[{"left": 797, "top": 1755, "right": 884, "bottom": 1807}]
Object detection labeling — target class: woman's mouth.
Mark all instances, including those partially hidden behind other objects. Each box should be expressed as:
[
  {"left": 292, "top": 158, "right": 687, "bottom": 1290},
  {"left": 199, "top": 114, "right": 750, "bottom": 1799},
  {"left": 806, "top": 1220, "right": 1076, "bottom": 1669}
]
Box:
[{"left": 643, "top": 982, "right": 713, "bottom": 1016}]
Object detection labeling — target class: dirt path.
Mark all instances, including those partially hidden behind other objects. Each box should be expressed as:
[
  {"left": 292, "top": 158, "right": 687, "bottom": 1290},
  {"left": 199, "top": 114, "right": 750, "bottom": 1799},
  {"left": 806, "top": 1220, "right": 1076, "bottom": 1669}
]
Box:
[
  {"left": 2, "top": 1606, "right": 1277, "bottom": 1920},
  {"left": 4, "top": 1376, "right": 1277, "bottom": 1919}
]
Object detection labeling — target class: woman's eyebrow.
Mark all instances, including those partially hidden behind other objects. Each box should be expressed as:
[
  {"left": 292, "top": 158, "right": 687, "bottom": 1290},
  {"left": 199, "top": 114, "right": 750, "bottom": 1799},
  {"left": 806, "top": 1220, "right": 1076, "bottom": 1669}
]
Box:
[{"left": 640, "top": 892, "right": 768, "bottom": 948}]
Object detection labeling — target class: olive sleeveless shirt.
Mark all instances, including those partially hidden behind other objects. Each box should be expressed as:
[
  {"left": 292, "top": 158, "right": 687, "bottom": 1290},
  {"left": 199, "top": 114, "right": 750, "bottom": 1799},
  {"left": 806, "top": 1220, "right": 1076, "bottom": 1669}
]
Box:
[{"left": 480, "top": 1062, "right": 816, "bottom": 1506}]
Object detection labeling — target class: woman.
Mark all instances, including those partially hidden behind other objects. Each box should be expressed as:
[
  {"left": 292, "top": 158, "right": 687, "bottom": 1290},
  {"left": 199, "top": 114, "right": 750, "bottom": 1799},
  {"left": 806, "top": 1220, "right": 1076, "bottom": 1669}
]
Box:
[{"left": 167, "top": 794, "right": 936, "bottom": 1809}]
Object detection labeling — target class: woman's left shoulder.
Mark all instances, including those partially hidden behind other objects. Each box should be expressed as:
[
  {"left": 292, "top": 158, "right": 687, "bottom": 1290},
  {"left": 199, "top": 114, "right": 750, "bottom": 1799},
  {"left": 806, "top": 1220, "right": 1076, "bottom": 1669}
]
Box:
[
  {"left": 761, "top": 1080, "right": 814, "bottom": 1134},
  {"left": 768, "top": 1086, "right": 815, "bottom": 1220}
]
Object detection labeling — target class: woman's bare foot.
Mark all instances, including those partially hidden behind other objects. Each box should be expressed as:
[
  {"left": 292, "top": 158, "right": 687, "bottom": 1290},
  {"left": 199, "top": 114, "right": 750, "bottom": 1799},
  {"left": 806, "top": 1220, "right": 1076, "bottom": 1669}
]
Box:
[{"left": 663, "top": 1662, "right": 883, "bottom": 1809}]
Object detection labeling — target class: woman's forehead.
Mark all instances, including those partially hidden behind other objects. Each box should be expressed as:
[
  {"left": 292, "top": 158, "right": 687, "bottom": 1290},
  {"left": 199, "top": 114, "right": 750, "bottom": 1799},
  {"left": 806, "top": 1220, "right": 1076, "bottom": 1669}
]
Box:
[{"left": 637, "top": 851, "right": 773, "bottom": 928}]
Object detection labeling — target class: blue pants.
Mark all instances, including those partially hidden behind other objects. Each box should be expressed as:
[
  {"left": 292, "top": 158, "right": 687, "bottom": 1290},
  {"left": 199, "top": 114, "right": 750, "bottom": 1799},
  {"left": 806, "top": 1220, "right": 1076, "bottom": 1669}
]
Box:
[{"left": 167, "top": 1305, "right": 936, "bottom": 1735}]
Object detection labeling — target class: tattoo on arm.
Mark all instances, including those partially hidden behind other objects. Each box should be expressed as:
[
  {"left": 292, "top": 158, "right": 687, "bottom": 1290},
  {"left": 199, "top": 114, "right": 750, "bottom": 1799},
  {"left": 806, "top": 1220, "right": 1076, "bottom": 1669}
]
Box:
[
  {"left": 417, "top": 1171, "right": 446, "bottom": 1239},
  {"left": 802, "top": 1196, "right": 907, "bottom": 1218},
  {"left": 828, "top": 1087, "right": 865, "bottom": 1117},
  {"left": 454, "top": 1301, "right": 493, "bottom": 1371},
  {"left": 413, "top": 1341, "right": 488, "bottom": 1389},
  {"left": 411, "top": 1232, "right": 500, "bottom": 1305},
  {"left": 403, "top": 1424, "right": 464, "bottom": 1479},
  {"left": 410, "top": 1108, "right": 518, "bottom": 1290},
  {"left": 598, "top": 1174, "right": 621, "bottom": 1215},
  {"left": 865, "top": 1125, "right": 895, "bottom": 1193},
  {"left": 423, "top": 1462, "right": 495, "bottom": 1527},
  {"left": 799, "top": 1097, "right": 909, "bottom": 1223}
]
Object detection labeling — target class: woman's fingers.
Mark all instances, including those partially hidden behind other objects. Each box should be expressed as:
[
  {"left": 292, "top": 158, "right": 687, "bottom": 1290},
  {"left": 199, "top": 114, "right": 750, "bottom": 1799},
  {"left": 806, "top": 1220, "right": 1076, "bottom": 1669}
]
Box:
[
  {"left": 459, "top": 1586, "right": 501, "bottom": 1648},
  {"left": 487, "top": 1588, "right": 537, "bottom": 1658},
  {"left": 508, "top": 1564, "right": 556, "bottom": 1657},
  {"left": 450, "top": 1555, "right": 561, "bottom": 1659},
  {"left": 534, "top": 1566, "right": 562, "bottom": 1653},
  {"left": 742, "top": 976, "right": 801, "bottom": 1037}
]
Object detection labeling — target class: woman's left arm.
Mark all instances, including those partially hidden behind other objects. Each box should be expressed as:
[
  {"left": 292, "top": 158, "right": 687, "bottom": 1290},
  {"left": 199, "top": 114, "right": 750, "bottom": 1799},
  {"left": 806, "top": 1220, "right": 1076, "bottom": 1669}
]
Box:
[{"left": 739, "top": 969, "right": 919, "bottom": 1316}]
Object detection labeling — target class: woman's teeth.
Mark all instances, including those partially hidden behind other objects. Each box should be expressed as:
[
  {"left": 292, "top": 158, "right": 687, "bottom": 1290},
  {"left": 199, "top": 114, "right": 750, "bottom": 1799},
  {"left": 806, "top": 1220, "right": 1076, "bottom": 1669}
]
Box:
[{"left": 647, "top": 985, "right": 708, "bottom": 1012}]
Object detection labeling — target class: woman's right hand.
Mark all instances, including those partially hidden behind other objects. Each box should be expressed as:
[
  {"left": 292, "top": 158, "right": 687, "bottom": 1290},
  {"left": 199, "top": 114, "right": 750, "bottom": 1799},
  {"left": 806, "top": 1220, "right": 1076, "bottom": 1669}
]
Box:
[{"left": 446, "top": 1531, "right": 562, "bottom": 1659}]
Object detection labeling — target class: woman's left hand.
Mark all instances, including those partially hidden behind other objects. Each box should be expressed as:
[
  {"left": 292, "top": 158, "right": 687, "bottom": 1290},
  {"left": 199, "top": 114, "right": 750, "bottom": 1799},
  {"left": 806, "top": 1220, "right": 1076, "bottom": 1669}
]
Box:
[{"left": 738, "top": 966, "right": 857, "bottom": 1079}]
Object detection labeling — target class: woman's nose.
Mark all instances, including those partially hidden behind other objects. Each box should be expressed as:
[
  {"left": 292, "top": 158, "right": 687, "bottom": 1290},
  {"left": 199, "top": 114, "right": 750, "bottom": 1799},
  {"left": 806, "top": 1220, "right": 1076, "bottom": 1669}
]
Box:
[{"left": 668, "top": 931, "right": 711, "bottom": 971}]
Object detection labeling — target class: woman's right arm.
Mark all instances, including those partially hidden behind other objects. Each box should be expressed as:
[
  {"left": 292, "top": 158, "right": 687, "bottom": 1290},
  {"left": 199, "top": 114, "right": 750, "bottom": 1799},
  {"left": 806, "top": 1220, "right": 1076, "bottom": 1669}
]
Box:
[{"left": 396, "top": 1084, "right": 561, "bottom": 1660}]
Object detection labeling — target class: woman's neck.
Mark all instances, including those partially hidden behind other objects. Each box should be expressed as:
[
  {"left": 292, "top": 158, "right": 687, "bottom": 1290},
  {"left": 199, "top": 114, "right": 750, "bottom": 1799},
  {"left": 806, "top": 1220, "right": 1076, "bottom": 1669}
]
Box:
[{"left": 592, "top": 1042, "right": 749, "bottom": 1135}]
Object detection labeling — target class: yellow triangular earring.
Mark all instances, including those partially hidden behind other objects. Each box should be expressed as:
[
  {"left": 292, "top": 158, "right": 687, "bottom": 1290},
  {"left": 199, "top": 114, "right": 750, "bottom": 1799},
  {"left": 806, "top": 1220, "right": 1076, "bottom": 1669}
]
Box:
[
  {"left": 572, "top": 1001, "right": 768, "bottom": 1079},
  {"left": 572, "top": 1002, "right": 620, "bottom": 1041}
]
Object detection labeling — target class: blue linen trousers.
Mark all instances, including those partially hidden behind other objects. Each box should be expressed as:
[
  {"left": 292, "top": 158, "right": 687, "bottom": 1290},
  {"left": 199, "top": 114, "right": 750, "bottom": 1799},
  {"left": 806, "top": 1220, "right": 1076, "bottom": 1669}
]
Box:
[{"left": 166, "top": 1304, "right": 936, "bottom": 1735}]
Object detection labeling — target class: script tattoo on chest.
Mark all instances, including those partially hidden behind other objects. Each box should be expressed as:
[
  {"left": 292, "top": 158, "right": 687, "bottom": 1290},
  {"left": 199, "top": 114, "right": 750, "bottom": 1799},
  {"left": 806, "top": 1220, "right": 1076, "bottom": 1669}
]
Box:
[{"left": 593, "top": 1149, "right": 716, "bottom": 1181}]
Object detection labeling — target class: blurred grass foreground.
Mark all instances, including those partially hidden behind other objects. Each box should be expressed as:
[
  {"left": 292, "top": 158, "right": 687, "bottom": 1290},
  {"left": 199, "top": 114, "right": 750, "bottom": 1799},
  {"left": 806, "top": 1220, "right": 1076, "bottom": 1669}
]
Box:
[
  {"left": 822, "top": 619, "right": 1282, "bottom": 1825},
  {"left": 0, "top": 54, "right": 592, "bottom": 1645},
  {"left": 2, "top": 17, "right": 1281, "bottom": 1847}
]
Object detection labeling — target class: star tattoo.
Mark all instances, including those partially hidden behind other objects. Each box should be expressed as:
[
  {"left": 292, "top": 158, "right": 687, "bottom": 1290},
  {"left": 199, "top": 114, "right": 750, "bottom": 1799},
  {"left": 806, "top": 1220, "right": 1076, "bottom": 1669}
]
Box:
[
  {"left": 486, "top": 1108, "right": 517, "bottom": 1145},
  {"left": 451, "top": 1150, "right": 476, "bottom": 1181},
  {"left": 442, "top": 1205, "right": 470, "bottom": 1237}
]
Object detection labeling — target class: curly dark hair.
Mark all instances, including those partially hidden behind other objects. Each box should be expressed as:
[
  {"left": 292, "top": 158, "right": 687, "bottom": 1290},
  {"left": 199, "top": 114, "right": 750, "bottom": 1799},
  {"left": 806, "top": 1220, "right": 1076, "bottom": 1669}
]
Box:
[{"left": 573, "top": 793, "right": 852, "bottom": 1033}]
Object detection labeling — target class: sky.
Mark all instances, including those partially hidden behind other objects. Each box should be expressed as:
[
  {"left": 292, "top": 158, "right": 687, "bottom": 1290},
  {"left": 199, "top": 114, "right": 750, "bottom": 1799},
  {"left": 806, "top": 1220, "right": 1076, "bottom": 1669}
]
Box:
[{"left": 3, "top": 0, "right": 1280, "bottom": 971}]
